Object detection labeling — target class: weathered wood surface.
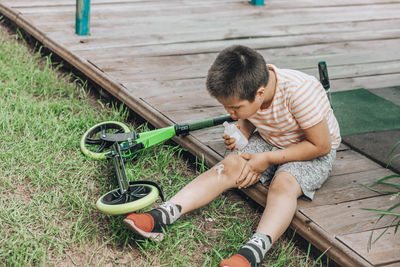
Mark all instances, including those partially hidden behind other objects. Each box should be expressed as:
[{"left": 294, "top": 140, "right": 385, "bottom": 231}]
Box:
[
  {"left": 1, "top": 1, "right": 399, "bottom": 266},
  {"left": 338, "top": 226, "right": 400, "bottom": 266},
  {"left": 302, "top": 194, "right": 400, "bottom": 235}
]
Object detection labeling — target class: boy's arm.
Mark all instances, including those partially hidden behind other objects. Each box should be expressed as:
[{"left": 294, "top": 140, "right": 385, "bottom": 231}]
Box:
[
  {"left": 237, "top": 119, "right": 256, "bottom": 139},
  {"left": 267, "top": 118, "right": 332, "bottom": 165},
  {"left": 237, "top": 119, "right": 331, "bottom": 188}
]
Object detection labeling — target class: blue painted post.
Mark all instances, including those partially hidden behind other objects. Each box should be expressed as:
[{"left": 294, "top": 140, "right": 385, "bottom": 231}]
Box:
[
  {"left": 76, "top": 0, "right": 90, "bottom": 35},
  {"left": 250, "top": 0, "right": 264, "bottom": 6}
]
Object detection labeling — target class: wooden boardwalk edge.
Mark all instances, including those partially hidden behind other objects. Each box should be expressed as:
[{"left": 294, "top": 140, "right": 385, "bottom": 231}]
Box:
[{"left": 0, "top": 4, "right": 374, "bottom": 266}]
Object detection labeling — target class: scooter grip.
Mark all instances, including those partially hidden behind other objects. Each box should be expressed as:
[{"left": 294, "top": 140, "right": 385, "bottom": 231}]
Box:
[
  {"left": 211, "top": 114, "right": 235, "bottom": 126},
  {"left": 318, "top": 61, "right": 330, "bottom": 91},
  {"left": 175, "top": 114, "right": 234, "bottom": 135}
]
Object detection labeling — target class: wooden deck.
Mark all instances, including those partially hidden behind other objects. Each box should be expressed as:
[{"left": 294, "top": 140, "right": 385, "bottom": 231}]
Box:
[{"left": 1, "top": 0, "right": 399, "bottom": 266}]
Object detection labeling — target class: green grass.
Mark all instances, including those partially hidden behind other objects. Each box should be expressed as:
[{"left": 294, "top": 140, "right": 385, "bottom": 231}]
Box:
[{"left": 0, "top": 19, "right": 328, "bottom": 266}]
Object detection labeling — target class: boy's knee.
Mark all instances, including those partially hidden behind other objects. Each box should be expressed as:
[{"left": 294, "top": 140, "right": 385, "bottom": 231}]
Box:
[
  {"left": 213, "top": 153, "right": 245, "bottom": 184},
  {"left": 270, "top": 172, "right": 302, "bottom": 197}
]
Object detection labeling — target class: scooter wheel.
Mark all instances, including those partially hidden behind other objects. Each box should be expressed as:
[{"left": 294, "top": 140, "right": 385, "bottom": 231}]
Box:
[
  {"left": 80, "top": 121, "right": 130, "bottom": 160},
  {"left": 96, "top": 184, "right": 159, "bottom": 215}
]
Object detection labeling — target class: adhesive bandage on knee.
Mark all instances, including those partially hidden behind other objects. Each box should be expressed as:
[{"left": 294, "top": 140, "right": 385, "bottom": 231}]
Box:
[{"left": 214, "top": 164, "right": 225, "bottom": 175}]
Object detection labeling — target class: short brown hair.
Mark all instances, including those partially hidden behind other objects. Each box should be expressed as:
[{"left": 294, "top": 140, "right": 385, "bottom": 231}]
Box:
[{"left": 206, "top": 45, "right": 269, "bottom": 102}]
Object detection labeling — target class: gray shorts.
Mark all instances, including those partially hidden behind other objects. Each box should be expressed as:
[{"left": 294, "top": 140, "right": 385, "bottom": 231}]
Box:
[{"left": 238, "top": 132, "right": 336, "bottom": 200}]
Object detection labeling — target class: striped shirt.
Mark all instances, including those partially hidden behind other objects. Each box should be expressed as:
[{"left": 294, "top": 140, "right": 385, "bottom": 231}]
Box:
[{"left": 248, "top": 65, "right": 341, "bottom": 149}]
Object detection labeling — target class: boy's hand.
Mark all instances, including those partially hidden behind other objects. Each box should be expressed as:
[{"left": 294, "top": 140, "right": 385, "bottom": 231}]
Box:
[
  {"left": 236, "top": 152, "right": 270, "bottom": 189},
  {"left": 222, "top": 124, "right": 242, "bottom": 150},
  {"left": 222, "top": 133, "right": 237, "bottom": 150}
]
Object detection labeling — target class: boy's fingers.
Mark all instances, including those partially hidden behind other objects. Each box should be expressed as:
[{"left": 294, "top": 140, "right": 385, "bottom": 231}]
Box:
[
  {"left": 237, "top": 164, "right": 250, "bottom": 184},
  {"left": 251, "top": 173, "right": 260, "bottom": 186},
  {"left": 240, "top": 152, "right": 251, "bottom": 160},
  {"left": 224, "top": 138, "right": 234, "bottom": 145},
  {"left": 226, "top": 141, "right": 236, "bottom": 150},
  {"left": 240, "top": 172, "right": 255, "bottom": 188},
  {"left": 240, "top": 171, "right": 262, "bottom": 188},
  {"left": 227, "top": 144, "right": 236, "bottom": 150},
  {"left": 222, "top": 134, "right": 230, "bottom": 139},
  {"left": 224, "top": 138, "right": 237, "bottom": 150}
]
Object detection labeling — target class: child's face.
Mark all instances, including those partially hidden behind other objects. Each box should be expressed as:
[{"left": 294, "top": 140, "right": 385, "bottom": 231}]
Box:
[{"left": 217, "top": 94, "right": 263, "bottom": 120}]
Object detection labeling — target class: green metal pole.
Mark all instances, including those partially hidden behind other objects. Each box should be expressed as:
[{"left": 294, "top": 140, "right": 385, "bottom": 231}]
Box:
[
  {"left": 76, "top": 0, "right": 90, "bottom": 35},
  {"left": 250, "top": 0, "right": 264, "bottom": 6}
]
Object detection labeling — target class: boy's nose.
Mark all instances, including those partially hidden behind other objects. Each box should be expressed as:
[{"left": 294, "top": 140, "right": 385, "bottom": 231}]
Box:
[{"left": 225, "top": 109, "right": 234, "bottom": 116}]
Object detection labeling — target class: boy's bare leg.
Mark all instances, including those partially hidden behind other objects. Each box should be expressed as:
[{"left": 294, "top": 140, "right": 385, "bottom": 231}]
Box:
[
  {"left": 170, "top": 153, "right": 246, "bottom": 215},
  {"left": 220, "top": 171, "right": 303, "bottom": 267},
  {"left": 124, "top": 153, "right": 246, "bottom": 241},
  {"left": 256, "top": 171, "right": 303, "bottom": 242}
]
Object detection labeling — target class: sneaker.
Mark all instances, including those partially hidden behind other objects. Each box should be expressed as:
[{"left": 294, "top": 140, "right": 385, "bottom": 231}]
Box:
[
  {"left": 220, "top": 254, "right": 252, "bottom": 267},
  {"left": 123, "top": 213, "right": 164, "bottom": 242}
]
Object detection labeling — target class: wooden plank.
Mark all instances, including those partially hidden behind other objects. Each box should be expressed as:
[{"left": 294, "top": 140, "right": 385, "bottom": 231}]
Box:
[
  {"left": 298, "top": 168, "right": 398, "bottom": 208},
  {"left": 41, "top": 12, "right": 400, "bottom": 34},
  {"left": 165, "top": 107, "right": 228, "bottom": 124},
  {"left": 292, "top": 210, "right": 374, "bottom": 267},
  {"left": 144, "top": 91, "right": 221, "bottom": 115},
  {"left": 190, "top": 126, "right": 226, "bottom": 154},
  {"left": 87, "top": 49, "right": 400, "bottom": 81},
  {"left": 2, "top": 0, "right": 149, "bottom": 7},
  {"left": 78, "top": 38, "right": 400, "bottom": 76},
  {"left": 21, "top": 4, "right": 400, "bottom": 49},
  {"left": 66, "top": 27, "right": 400, "bottom": 53},
  {"left": 337, "top": 226, "right": 400, "bottom": 266},
  {"left": 124, "top": 72, "right": 400, "bottom": 96},
  {"left": 122, "top": 78, "right": 206, "bottom": 100},
  {"left": 18, "top": 2, "right": 400, "bottom": 26},
  {"left": 99, "top": 58, "right": 400, "bottom": 92},
  {"left": 84, "top": 40, "right": 400, "bottom": 69},
  {"left": 3, "top": 0, "right": 399, "bottom": 8},
  {"left": 331, "top": 150, "right": 382, "bottom": 176},
  {"left": 71, "top": 41, "right": 400, "bottom": 92},
  {"left": 31, "top": 22, "right": 400, "bottom": 59},
  {"left": 301, "top": 194, "right": 400, "bottom": 235},
  {"left": 332, "top": 73, "right": 400, "bottom": 91},
  {"left": 30, "top": 12, "right": 400, "bottom": 40}
]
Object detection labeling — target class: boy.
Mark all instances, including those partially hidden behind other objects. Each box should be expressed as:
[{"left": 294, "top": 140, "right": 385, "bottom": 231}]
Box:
[{"left": 123, "top": 45, "right": 341, "bottom": 266}]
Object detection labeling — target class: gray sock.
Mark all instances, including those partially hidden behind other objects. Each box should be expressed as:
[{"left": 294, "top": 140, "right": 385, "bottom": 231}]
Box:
[
  {"left": 239, "top": 232, "right": 272, "bottom": 264},
  {"left": 157, "top": 201, "right": 182, "bottom": 225}
]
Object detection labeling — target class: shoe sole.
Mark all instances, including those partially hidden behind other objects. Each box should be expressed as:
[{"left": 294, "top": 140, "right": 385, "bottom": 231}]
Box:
[{"left": 123, "top": 219, "right": 164, "bottom": 242}]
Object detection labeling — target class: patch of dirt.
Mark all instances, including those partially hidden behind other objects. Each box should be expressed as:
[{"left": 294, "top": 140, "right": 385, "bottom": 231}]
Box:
[
  {"left": 54, "top": 242, "right": 146, "bottom": 267},
  {"left": 14, "top": 180, "right": 34, "bottom": 204}
]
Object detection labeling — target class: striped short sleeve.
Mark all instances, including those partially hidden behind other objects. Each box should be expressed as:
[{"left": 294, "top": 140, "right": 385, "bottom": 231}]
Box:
[
  {"left": 287, "top": 79, "right": 331, "bottom": 130},
  {"left": 248, "top": 65, "right": 341, "bottom": 149}
]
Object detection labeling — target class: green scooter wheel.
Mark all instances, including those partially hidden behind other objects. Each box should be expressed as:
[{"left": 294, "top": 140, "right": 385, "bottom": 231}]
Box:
[
  {"left": 96, "top": 184, "right": 159, "bottom": 215},
  {"left": 80, "top": 121, "right": 130, "bottom": 160}
]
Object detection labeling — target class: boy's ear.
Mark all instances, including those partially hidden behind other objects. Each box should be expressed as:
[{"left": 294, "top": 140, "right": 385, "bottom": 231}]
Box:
[{"left": 256, "top": 87, "right": 265, "bottom": 98}]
